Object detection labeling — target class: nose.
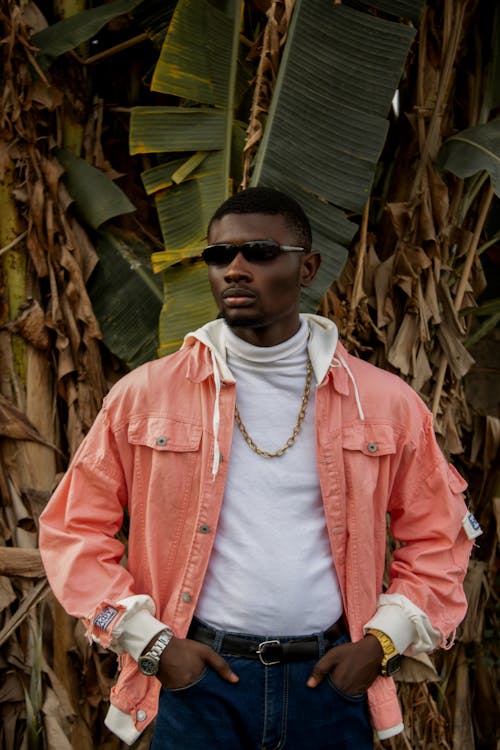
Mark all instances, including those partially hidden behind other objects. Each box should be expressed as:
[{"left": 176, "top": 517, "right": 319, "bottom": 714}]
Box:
[{"left": 223, "top": 251, "right": 253, "bottom": 282}]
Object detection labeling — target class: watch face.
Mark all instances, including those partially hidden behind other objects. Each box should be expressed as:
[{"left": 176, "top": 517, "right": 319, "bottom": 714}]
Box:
[
  {"left": 138, "top": 655, "right": 159, "bottom": 676},
  {"left": 385, "top": 654, "right": 401, "bottom": 677}
]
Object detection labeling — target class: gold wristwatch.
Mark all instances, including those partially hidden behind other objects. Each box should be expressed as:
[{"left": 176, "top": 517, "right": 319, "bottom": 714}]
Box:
[{"left": 366, "top": 628, "right": 401, "bottom": 677}]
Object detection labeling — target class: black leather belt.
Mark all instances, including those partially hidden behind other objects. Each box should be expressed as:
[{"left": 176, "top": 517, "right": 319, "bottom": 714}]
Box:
[{"left": 188, "top": 618, "right": 347, "bottom": 666}]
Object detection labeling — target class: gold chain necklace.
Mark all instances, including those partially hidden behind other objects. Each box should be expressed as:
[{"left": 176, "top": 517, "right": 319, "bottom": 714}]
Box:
[{"left": 234, "top": 358, "right": 312, "bottom": 458}]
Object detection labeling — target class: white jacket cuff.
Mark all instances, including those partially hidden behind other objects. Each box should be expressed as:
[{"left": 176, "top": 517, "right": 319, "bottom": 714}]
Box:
[
  {"left": 105, "top": 704, "right": 141, "bottom": 746},
  {"left": 364, "top": 593, "right": 440, "bottom": 654},
  {"left": 85, "top": 594, "right": 166, "bottom": 659},
  {"left": 377, "top": 722, "right": 405, "bottom": 740},
  {"left": 113, "top": 595, "right": 167, "bottom": 660}
]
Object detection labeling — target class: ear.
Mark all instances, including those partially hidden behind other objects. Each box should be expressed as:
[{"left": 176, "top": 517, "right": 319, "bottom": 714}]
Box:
[{"left": 300, "top": 252, "right": 321, "bottom": 288}]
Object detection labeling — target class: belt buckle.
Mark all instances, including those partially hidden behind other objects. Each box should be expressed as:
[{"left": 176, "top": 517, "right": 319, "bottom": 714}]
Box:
[{"left": 256, "top": 639, "right": 281, "bottom": 666}]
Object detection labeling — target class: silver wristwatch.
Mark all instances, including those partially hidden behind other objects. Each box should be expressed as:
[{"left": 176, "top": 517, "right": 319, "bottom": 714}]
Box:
[{"left": 138, "top": 628, "right": 174, "bottom": 676}]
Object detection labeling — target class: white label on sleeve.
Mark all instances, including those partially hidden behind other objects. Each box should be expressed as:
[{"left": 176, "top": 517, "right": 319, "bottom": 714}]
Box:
[
  {"left": 462, "top": 511, "right": 482, "bottom": 540},
  {"left": 94, "top": 605, "right": 120, "bottom": 630}
]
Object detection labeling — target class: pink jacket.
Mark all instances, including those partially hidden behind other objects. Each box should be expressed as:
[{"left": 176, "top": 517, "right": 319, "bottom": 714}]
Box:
[{"left": 39, "top": 316, "right": 473, "bottom": 743}]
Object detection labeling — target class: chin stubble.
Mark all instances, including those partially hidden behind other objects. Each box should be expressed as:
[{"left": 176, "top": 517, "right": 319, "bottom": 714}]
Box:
[{"left": 222, "top": 312, "right": 266, "bottom": 329}]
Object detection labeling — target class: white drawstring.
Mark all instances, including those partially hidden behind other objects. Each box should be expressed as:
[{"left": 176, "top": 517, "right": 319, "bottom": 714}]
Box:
[
  {"left": 334, "top": 354, "right": 365, "bottom": 421},
  {"left": 210, "top": 350, "right": 222, "bottom": 479}
]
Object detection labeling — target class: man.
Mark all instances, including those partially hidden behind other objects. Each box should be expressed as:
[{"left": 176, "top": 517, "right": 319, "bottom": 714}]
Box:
[{"left": 39, "top": 187, "right": 476, "bottom": 749}]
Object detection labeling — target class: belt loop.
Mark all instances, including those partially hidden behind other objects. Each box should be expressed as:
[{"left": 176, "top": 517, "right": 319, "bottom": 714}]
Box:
[{"left": 212, "top": 626, "right": 225, "bottom": 654}]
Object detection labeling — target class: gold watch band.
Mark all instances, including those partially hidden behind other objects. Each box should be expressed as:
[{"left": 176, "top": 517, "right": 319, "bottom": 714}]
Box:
[{"left": 366, "top": 628, "right": 401, "bottom": 677}]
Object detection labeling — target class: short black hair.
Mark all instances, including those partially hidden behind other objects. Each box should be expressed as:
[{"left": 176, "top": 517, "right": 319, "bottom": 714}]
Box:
[{"left": 208, "top": 187, "right": 312, "bottom": 250}]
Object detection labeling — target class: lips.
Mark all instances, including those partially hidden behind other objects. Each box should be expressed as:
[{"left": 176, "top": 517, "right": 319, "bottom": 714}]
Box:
[
  {"left": 221, "top": 288, "right": 257, "bottom": 307},
  {"left": 222, "top": 287, "right": 255, "bottom": 300}
]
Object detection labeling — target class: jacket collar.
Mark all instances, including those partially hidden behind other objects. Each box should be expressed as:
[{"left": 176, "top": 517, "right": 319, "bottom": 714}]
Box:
[
  {"left": 182, "top": 315, "right": 360, "bottom": 478},
  {"left": 182, "top": 314, "right": 349, "bottom": 395},
  {"left": 183, "top": 321, "right": 234, "bottom": 384}
]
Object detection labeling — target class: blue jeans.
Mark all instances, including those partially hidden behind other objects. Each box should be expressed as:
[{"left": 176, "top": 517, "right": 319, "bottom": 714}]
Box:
[{"left": 150, "top": 624, "right": 374, "bottom": 750}]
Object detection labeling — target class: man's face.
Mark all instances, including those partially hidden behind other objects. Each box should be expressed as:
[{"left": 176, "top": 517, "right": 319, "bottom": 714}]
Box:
[{"left": 206, "top": 212, "right": 320, "bottom": 347}]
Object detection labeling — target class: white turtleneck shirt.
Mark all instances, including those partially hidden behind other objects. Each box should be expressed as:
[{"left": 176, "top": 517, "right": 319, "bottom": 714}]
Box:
[{"left": 195, "top": 320, "right": 343, "bottom": 635}]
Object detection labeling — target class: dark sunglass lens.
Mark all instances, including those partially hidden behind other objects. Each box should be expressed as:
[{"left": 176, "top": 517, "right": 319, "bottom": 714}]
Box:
[
  {"left": 202, "top": 245, "right": 236, "bottom": 265},
  {"left": 242, "top": 241, "right": 281, "bottom": 262},
  {"left": 202, "top": 241, "right": 283, "bottom": 265}
]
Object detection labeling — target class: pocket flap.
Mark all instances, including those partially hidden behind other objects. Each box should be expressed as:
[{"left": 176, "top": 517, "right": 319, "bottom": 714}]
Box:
[
  {"left": 342, "top": 424, "right": 397, "bottom": 456},
  {"left": 128, "top": 417, "right": 202, "bottom": 452},
  {"left": 447, "top": 463, "right": 468, "bottom": 493}
]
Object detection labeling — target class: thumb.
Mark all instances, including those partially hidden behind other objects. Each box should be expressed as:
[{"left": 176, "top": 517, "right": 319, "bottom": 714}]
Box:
[
  {"left": 307, "top": 649, "right": 340, "bottom": 689},
  {"left": 203, "top": 648, "right": 239, "bottom": 684}
]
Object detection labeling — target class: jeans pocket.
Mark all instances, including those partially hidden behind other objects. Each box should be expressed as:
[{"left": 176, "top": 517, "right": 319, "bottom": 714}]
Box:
[
  {"left": 165, "top": 667, "right": 209, "bottom": 693},
  {"left": 326, "top": 676, "right": 367, "bottom": 702}
]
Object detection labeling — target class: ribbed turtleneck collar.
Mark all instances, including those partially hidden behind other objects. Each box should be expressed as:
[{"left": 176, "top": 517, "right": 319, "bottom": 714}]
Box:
[{"left": 223, "top": 320, "right": 308, "bottom": 364}]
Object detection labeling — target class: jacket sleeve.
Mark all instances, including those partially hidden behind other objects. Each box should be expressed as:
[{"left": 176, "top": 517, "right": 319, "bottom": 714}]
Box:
[
  {"left": 365, "top": 411, "right": 475, "bottom": 653},
  {"left": 39, "top": 402, "right": 165, "bottom": 657}
]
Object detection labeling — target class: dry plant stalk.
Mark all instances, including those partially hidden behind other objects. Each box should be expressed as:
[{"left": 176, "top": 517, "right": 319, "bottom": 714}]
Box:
[
  {"left": 330, "top": 0, "right": 484, "bottom": 453},
  {"left": 241, "top": 0, "right": 295, "bottom": 187},
  {"left": 0, "top": 0, "right": 110, "bottom": 747},
  {"left": 327, "top": 0, "right": 498, "bottom": 747}
]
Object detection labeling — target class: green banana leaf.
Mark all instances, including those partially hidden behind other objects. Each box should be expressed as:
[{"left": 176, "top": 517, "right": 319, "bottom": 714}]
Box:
[
  {"left": 465, "top": 296, "right": 500, "bottom": 349},
  {"left": 32, "top": 0, "right": 144, "bottom": 70},
  {"left": 55, "top": 148, "right": 136, "bottom": 229},
  {"left": 130, "top": 108, "right": 226, "bottom": 153},
  {"left": 87, "top": 229, "right": 163, "bottom": 368},
  {"left": 131, "top": 0, "right": 178, "bottom": 49},
  {"left": 159, "top": 260, "right": 218, "bottom": 355},
  {"left": 131, "top": 0, "right": 422, "bottom": 355},
  {"left": 129, "top": 0, "right": 241, "bottom": 355},
  {"left": 251, "top": 0, "right": 421, "bottom": 310},
  {"left": 436, "top": 118, "right": 500, "bottom": 198},
  {"left": 347, "top": 0, "right": 421, "bottom": 25}
]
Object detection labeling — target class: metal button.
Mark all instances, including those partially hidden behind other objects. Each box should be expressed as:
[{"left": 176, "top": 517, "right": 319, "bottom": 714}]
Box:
[
  {"left": 156, "top": 436, "right": 167, "bottom": 446},
  {"left": 136, "top": 709, "right": 147, "bottom": 722},
  {"left": 367, "top": 442, "right": 378, "bottom": 453},
  {"left": 199, "top": 524, "right": 211, "bottom": 534},
  {"left": 181, "top": 592, "right": 192, "bottom": 603}
]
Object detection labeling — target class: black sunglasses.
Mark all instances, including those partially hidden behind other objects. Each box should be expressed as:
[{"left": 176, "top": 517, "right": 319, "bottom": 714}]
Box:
[{"left": 201, "top": 240, "right": 306, "bottom": 266}]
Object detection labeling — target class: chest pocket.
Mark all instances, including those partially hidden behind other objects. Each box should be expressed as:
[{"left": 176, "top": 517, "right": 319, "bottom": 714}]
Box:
[
  {"left": 126, "top": 417, "right": 203, "bottom": 510},
  {"left": 128, "top": 417, "right": 202, "bottom": 452},
  {"left": 342, "top": 424, "right": 398, "bottom": 504},
  {"left": 342, "top": 423, "right": 398, "bottom": 457}
]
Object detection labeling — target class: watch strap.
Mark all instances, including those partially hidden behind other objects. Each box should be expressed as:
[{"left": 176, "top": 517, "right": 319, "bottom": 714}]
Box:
[
  {"left": 366, "top": 628, "right": 401, "bottom": 677},
  {"left": 138, "top": 627, "right": 174, "bottom": 675}
]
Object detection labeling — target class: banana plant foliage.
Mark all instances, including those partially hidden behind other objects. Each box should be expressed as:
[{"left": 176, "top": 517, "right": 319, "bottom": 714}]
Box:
[
  {"left": 437, "top": 117, "right": 500, "bottom": 350},
  {"left": 251, "top": 0, "right": 422, "bottom": 310},
  {"left": 32, "top": 0, "right": 145, "bottom": 70},
  {"left": 31, "top": 0, "right": 175, "bottom": 369},
  {"left": 55, "top": 148, "right": 136, "bottom": 229},
  {"left": 87, "top": 229, "right": 163, "bottom": 368},
  {"left": 437, "top": 118, "right": 500, "bottom": 198},
  {"left": 130, "top": 0, "right": 423, "bottom": 354},
  {"left": 464, "top": 297, "right": 500, "bottom": 349},
  {"left": 130, "top": 0, "right": 241, "bottom": 354}
]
